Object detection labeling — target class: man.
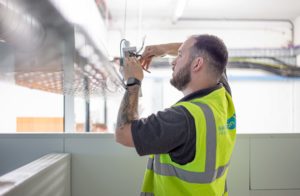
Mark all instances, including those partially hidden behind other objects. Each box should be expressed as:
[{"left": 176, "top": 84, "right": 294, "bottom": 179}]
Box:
[{"left": 115, "top": 34, "right": 236, "bottom": 196}]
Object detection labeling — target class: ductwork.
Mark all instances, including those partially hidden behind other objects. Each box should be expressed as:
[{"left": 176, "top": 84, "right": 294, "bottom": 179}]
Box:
[{"left": 0, "top": 1, "right": 45, "bottom": 52}]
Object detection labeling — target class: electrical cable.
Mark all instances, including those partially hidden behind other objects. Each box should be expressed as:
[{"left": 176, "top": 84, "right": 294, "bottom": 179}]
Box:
[
  {"left": 136, "top": 35, "right": 146, "bottom": 54},
  {"left": 123, "top": 0, "right": 128, "bottom": 39},
  {"left": 228, "top": 57, "right": 300, "bottom": 77}
]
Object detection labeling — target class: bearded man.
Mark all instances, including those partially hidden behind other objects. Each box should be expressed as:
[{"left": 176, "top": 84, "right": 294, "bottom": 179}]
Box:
[{"left": 115, "top": 34, "right": 236, "bottom": 196}]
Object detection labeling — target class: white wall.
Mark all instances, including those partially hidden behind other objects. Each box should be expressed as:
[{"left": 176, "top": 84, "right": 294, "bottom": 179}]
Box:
[
  {"left": 228, "top": 70, "right": 300, "bottom": 133},
  {"left": 294, "top": 16, "right": 300, "bottom": 46},
  {"left": 294, "top": 16, "right": 300, "bottom": 66},
  {"left": 1, "top": 133, "right": 300, "bottom": 196}
]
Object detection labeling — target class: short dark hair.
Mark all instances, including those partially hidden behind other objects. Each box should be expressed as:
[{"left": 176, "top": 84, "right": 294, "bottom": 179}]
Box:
[{"left": 190, "top": 34, "right": 228, "bottom": 78}]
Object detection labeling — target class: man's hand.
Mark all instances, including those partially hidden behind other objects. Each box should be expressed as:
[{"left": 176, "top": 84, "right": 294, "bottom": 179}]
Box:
[
  {"left": 140, "top": 43, "right": 182, "bottom": 70},
  {"left": 124, "top": 57, "right": 144, "bottom": 81},
  {"left": 140, "top": 45, "right": 166, "bottom": 69}
]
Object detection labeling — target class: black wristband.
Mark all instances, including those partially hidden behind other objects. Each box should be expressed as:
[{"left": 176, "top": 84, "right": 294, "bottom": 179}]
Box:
[{"left": 126, "top": 77, "right": 141, "bottom": 87}]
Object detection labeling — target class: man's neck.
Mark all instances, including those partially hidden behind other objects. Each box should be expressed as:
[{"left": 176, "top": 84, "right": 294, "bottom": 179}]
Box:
[{"left": 182, "top": 82, "right": 218, "bottom": 96}]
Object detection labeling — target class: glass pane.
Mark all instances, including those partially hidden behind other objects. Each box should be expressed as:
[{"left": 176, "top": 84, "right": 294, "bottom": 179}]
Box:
[
  {"left": 90, "top": 96, "right": 107, "bottom": 133},
  {"left": 0, "top": 82, "right": 63, "bottom": 133},
  {"left": 74, "top": 97, "right": 86, "bottom": 132}
]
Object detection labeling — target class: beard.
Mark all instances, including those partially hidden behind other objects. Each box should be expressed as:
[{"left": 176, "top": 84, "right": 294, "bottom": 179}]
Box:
[{"left": 170, "top": 62, "right": 191, "bottom": 91}]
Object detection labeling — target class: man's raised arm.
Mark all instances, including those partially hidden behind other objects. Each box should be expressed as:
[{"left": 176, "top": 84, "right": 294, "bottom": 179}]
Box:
[{"left": 115, "top": 57, "right": 144, "bottom": 147}]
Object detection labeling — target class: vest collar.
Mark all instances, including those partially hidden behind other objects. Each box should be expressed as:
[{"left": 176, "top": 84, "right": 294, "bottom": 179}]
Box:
[{"left": 177, "top": 83, "right": 223, "bottom": 103}]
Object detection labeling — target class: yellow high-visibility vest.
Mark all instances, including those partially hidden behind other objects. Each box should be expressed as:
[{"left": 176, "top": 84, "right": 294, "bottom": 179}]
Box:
[{"left": 141, "top": 86, "right": 236, "bottom": 196}]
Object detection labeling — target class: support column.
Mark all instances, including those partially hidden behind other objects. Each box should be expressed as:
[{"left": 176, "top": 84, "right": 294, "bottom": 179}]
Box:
[
  {"left": 84, "top": 76, "right": 90, "bottom": 132},
  {"left": 63, "top": 26, "right": 75, "bottom": 132},
  {"left": 0, "top": 42, "right": 15, "bottom": 82}
]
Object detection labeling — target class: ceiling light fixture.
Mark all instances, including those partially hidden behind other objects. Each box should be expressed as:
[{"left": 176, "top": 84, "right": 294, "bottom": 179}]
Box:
[{"left": 172, "top": 0, "right": 188, "bottom": 24}]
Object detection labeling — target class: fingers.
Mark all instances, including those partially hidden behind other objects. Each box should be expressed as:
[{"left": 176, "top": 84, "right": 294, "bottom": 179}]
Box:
[
  {"left": 143, "top": 58, "right": 151, "bottom": 70},
  {"left": 125, "top": 57, "right": 143, "bottom": 68},
  {"left": 125, "top": 57, "right": 136, "bottom": 66},
  {"left": 140, "top": 56, "right": 154, "bottom": 70},
  {"left": 140, "top": 46, "right": 158, "bottom": 70},
  {"left": 125, "top": 57, "right": 151, "bottom": 73},
  {"left": 131, "top": 57, "right": 140, "bottom": 65},
  {"left": 141, "top": 46, "right": 152, "bottom": 64},
  {"left": 141, "top": 46, "right": 152, "bottom": 59},
  {"left": 123, "top": 57, "right": 145, "bottom": 81}
]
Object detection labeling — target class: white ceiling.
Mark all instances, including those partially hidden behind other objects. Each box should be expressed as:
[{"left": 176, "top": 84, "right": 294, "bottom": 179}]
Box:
[
  {"left": 183, "top": 0, "right": 300, "bottom": 20},
  {"left": 106, "top": 0, "right": 300, "bottom": 27}
]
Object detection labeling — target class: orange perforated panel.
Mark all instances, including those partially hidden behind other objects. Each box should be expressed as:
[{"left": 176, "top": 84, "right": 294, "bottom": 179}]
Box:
[{"left": 16, "top": 117, "right": 64, "bottom": 132}]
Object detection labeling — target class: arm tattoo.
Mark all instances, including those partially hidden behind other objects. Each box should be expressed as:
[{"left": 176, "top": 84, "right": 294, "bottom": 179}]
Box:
[{"left": 117, "top": 85, "right": 140, "bottom": 127}]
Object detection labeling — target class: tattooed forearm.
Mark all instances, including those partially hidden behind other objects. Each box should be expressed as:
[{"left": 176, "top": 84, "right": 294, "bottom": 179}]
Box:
[{"left": 116, "top": 85, "right": 140, "bottom": 127}]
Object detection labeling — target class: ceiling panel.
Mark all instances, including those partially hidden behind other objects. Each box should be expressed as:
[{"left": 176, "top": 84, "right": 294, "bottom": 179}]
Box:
[
  {"left": 106, "top": 0, "right": 300, "bottom": 22},
  {"left": 106, "top": 0, "right": 175, "bottom": 19},
  {"left": 185, "top": 0, "right": 300, "bottom": 20}
]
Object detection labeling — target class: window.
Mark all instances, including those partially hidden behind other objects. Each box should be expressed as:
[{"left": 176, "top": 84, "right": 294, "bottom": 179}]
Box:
[{"left": 0, "top": 82, "right": 64, "bottom": 133}]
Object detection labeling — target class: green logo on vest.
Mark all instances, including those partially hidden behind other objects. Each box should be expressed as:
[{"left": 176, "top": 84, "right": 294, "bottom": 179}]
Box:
[
  {"left": 218, "top": 114, "right": 236, "bottom": 135},
  {"left": 227, "top": 114, "right": 236, "bottom": 130}
]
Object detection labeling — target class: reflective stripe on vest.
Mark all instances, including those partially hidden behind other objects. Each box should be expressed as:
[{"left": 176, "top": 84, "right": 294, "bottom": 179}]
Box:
[{"left": 146, "top": 102, "right": 230, "bottom": 183}]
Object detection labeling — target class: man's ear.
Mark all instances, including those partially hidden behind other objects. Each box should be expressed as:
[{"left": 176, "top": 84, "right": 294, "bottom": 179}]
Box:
[{"left": 192, "top": 57, "right": 204, "bottom": 72}]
